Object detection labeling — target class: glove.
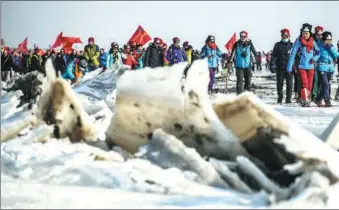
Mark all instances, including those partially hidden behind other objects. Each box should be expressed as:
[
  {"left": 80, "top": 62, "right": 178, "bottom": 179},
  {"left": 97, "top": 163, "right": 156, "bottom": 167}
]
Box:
[
  {"left": 309, "top": 59, "right": 315, "bottom": 64},
  {"left": 241, "top": 52, "right": 247, "bottom": 58},
  {"left": 269, "top": 63, "right": 277, "bottom": 73}
]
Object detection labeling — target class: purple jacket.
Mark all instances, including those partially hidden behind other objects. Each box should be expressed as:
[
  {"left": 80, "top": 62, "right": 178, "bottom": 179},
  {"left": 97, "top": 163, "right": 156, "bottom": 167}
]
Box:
[{"left": 166, "top": 44, "right": 187, "bottom": 65}]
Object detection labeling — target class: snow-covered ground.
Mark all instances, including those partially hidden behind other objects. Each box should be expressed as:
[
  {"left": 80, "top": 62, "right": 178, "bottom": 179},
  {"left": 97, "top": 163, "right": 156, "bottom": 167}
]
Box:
[{"left": 1, "top": 66, "right": 339, "bottom": 208}]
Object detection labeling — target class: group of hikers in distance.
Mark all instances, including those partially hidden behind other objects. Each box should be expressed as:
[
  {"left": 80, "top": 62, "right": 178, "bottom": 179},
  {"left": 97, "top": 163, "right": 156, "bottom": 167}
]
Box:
[{"left": 1, "top": 22, "right": 339, "bottom": 108}]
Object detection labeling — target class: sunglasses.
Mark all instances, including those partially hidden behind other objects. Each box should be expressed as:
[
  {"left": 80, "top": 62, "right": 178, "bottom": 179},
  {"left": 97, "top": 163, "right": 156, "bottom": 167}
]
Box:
[
  {"left": 240, "top": 36, "right": 246, "bottom": 39},
  {"left": 209, "top": 41, "right": 215, "bottom": 43}
]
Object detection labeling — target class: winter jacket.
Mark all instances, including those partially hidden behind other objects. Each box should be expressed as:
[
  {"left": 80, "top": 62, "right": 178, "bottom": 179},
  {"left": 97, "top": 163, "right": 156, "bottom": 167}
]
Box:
[
  {"left": 316, "top": 43, "right": 339, "bottom": 72},
  {"left": 84, "top": 44, "right": 100, "bottom": 66},
  {"left": 185, "top": 46, "right": 194, "bottom": 64},
  {"left": 1, "top": 54, "right": 14, "bottom": 71},
  {"left": 62, "top": 59, "right": 76, "bottom": 80},
  {"left": 122, "top": 53, "right": 138, "bottom": 69},
  {"left": 107, "top": 51, "right": 123, "bottom": 68},
  {"left": 134, "top": 50, "right": 145, "bottom": 69},
  {"left": 145, "top": 43, "right": 164, "bottom": 68},
  {"left": 287, "top": 37, "right": 320, "bottom": 72},
  {"left": 229, "top": 40, "right": 257, "bottom": 69},
  {"left": 13, "top": 55, "right": 21, "bottom": 67},
  {"left": 30, "top": 53, "right": 45, "bottom": 75},
  {"left": 54, "top": 54, "right": 67, "bottom": 74},
  {"left": 272, "top": 40, "right": 293, "bottom": 71},
  {"left": 99, "top": 52, "right": 108, "bottom": 68},
  {"left": 21, "top": 54, "right": 30, "bottom": 73},
  {"left": 167, "top": 44, "right": 187, "bottom": 65},
  {"left": 200, "top": 45, "right": 223, "bottom": 68}
]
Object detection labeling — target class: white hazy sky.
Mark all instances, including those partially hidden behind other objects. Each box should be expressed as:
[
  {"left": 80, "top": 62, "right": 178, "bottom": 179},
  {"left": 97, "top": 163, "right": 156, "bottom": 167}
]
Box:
[{"left": 1, "top": 1, "right": 338, "bottom": 52}]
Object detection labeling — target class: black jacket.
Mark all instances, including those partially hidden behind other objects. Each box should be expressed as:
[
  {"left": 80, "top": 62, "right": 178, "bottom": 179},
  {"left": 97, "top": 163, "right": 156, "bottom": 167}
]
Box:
[
  {"left": 54, "top": 54, "right": 67, "bottom": 74},
  {"left": 145, "top": 43, "right": 164, "bottom": 68},
  {"left": 271, "top": 40, "right": 293, "bottom": 71},
  {"left": 1, "top": 54, "right": 14, "bottom": 71},
  {"left": 30, "top": 53, "right": 45, "bottom": 75}
]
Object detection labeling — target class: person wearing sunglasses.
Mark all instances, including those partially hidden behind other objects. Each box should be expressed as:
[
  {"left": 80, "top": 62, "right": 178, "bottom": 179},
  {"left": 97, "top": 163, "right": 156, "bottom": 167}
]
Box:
[
  {"left": 271, "top": 28, "right": 294, "bottom": 104},
  {"left": 144, "top": 37, "right": 164, "bottom": 68},
  {"left": 311, "top": 26, "right": 325, "bottom": 104},
  {"left": 287, "top": 23, "right": 320, "bottom": 107},
  {"left": 107, "top": 42, "right": 123, "bottom": 68},
  {"left": 314, "top": 31, "right": 339, "bottom": 107},
  {"left": 228, "top": 31, "right": 258, "bottom": 95},
  {"left": 200, "top": 35, "right": 223, "bottom": 94}
]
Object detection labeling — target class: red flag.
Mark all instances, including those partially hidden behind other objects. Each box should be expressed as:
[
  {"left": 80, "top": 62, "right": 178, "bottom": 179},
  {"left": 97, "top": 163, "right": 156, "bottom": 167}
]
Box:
[
  {"left": 225, "top": 33, "right": 237, "bottom": 53},
  {"left": 50, "top": 32, "right": 64, "bottom": 50},
  {"left": 17, "top": 37, "right": 28, "bottom": 54},
  {"left": 128, "top": 25, "right": 152, "bottom": 47},
  {"left": 61, "top": 36, "right": 82, "bottom": 54},
  {"left": 37, "top": 49, "right": 46, "bottom": 56}
]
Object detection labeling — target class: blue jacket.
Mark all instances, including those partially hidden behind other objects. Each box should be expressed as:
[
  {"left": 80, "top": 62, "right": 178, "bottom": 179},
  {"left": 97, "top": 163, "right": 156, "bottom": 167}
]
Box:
[
  {"left": 287, "top": 38, "right": 320, "bottom": 72},
  {"left": 167, "top": 45, "right": 187, "bottom": 65},
  {"left": 200, "top": 45, "right": 223, "bottom": 68},
  {"left": 99, "top": 52, "right": 108, "bottom": 68},
  {"left": 62, "top": 58, "right": 76, "bottom": 80},
  {"left": 316, "top": 43, "right": 339, "bottom": 72},
  {"left": 136, "top": 51, "right": 145, "bottom": 69},
  {"left": 229, "top": 40, "right": 257, "bottom": 69},
  {"left": 107, "top": 52, "right": 123, "bottom": 68}
]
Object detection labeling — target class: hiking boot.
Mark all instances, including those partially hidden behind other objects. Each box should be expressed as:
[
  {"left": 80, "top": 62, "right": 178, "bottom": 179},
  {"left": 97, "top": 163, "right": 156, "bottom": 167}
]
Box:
[
  {"left": 296, "top": 97, "right": 302, "bottom": 103},
  {"left": 277, "top": 96, "right": 283, "bottom": 104},
  {"left": 335, "top": 90, "right": 339, "bottom": 101},
  {"left": 301, "top": 99, "right": 310, "bottom": 107},
  {"left": 325, "top": 99, "right": 332, "bottom": 107},
  {"left": 285, "top": 98, "right": 292, "bottom": 104},
  {"left": 314, "top": 100, "right": 325, "bottom": 107}
]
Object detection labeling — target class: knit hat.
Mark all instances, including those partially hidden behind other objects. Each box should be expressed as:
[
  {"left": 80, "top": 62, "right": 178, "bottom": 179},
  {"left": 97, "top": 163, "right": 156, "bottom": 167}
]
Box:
[
  {"left": 206, "top": 35, "right": 215, "bottom": 43},
  {"left": 154, "top": 37, "right": 161, "bottom": 44},
  {"left": 172, "top": 37, "right": 180, "bottom": 43},
  {"left": 88, "top": 37, "right": 95, "bottom": 43},
  {"left": 301, "top": 23, "right": 312, "bottom": 33},
  {"left": 322, "top": 31, "right": 332, "bottom": 41},
  {"left": 183, "top": 41, "right": 189, "bottom": 47},
  {"left": 315, "top": 26, "right": 324, "bottom": 35},
  {"left": 280, "top": 28, "right": 290, "bottom": 37},
  {"left": 240, "top": 31, "right": 248, "bottom": 38}
]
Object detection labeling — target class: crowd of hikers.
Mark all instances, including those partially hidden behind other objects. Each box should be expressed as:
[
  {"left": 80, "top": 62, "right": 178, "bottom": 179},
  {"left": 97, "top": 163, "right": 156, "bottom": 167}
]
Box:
[{"left": 1, "top": 23, "right": 339, "bottom": 108}]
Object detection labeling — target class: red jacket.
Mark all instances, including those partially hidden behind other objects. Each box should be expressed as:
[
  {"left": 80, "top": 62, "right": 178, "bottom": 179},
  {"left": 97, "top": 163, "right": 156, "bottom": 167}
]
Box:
[{"left": 123, "top": 54, "right": 138, "bottom": 69}]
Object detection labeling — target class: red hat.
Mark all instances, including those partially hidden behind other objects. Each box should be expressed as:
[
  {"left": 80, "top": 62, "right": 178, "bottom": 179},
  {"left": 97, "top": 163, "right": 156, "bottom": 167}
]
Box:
[
  {"left": 280, "top": 28, "right": 290, "bottom": 37},
  {"left": 172, "top": 37, "right": 180, "bottom": 43},
  {"left": 88, "top": 37, "right": 95, "bottom": 43},
  {"left": 315, "top": 26, "right": 324, "bottom": 35},
  {"left": 240, "top": 31, "right": 248, "bottom": 38},
  {"left": 154, "top": 37, "right": 161, "bottom": 44}
]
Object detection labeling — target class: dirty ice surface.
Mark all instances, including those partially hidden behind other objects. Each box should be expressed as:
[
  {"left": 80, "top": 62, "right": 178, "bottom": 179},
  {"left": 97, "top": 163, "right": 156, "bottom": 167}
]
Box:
[{"left": 1, "top": 67, "right": 339, "bottom": 208}]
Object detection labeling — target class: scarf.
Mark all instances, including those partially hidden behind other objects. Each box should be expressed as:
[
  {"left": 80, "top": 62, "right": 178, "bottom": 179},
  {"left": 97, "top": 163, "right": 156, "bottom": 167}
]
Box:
[
  {"left": 300, "top": 36, "right": 314, "bottom": 53},
  {"left": 208, "top": 42, "right": 217, "bottom": 49}
]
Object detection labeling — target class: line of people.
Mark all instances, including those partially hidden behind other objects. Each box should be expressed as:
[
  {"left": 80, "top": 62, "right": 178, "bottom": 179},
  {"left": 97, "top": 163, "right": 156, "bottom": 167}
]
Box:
[{"left": 2, "top": 26, "right": 339, "bottom": 108}]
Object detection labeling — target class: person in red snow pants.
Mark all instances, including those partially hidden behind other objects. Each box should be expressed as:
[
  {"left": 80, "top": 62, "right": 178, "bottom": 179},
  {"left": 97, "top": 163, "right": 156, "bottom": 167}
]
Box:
[{"left": 298, "top": 69, "right": 314, "bottom": 100}]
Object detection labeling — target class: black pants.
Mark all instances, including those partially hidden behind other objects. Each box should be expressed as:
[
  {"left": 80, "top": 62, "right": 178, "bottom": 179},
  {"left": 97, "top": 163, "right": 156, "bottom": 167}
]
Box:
[
  {"left": 276, "top": 70, "right": 293, "bottom": 100},
  {"left": 236, "top": 68, "right": 252, "bottom": 94},
  {"left": 257, "top": 62, "right": 262, "bottom": 70},
  {"left": 294, "top": 71, "right": 301, "bottom": 95}
]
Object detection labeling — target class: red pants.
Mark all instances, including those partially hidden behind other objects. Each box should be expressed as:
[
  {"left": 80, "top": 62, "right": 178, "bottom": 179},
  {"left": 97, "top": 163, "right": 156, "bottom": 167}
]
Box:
[{"left": 298, "top": 69, "right": 314, "bottom": 100}]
